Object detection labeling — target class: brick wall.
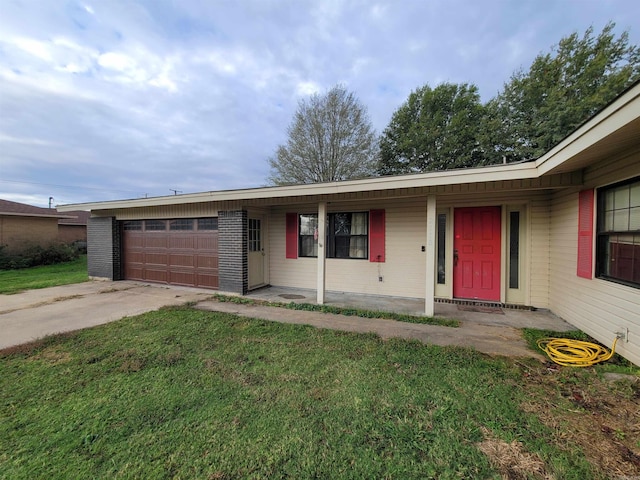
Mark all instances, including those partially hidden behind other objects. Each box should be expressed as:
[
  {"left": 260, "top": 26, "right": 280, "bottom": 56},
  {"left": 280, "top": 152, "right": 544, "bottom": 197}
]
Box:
[
  {"left": 0, "top": 216, "right": 59, "bottom": 253},
  {"left": 58, "top": 225, "right": 87, "bottom": 244},
  {"left": 87, "top": 217, "right": 121, "bottom": 280},
  {"left": 219, "top": 210, "right": 247, "bottom": 294}
]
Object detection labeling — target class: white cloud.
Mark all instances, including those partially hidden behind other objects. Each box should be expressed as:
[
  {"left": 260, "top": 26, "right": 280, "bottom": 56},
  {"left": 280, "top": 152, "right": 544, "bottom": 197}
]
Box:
[
  {"left": 295, "top": 81, "right": 321, "bottom": 97},
  {"left": 12, "top": 37, "right": 53, "bottom": 62},
  {"left": 98, "top": 51, "right": 135, "bottom": 71},
  {"left": 0, "top": 133, "right": 58, "bottom": 147}
]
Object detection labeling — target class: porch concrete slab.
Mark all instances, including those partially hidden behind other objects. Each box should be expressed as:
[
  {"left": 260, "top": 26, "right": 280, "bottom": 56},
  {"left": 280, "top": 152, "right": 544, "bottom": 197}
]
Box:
[{"left": 245, "top": 286, "right": 576, "bottom": 331}]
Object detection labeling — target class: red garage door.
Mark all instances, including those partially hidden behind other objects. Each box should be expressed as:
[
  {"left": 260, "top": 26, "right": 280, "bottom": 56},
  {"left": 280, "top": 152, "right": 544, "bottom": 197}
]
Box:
[{"left": 122, "top": 218, "right": 218, "bottom": 289}]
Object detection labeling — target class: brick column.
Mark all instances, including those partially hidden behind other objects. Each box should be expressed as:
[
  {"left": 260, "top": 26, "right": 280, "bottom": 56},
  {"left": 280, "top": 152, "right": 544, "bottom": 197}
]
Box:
[
  {"left": 87, "top": 217, "right": 121, "bottom": 280},
  {"left": 219, "top": 210, "right": 248, "bottom": 294}
]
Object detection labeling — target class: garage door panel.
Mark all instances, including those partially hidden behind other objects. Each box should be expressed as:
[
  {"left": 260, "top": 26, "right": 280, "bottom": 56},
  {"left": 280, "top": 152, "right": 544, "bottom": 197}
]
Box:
[
  {"left": 145, "top": 253, "right": 168, "bottom": 266},
  {"left": 195, "top": 254, "right": 217, "bottom": 269},
  {"left": 168, "top": 271, "right": 196, "bottom": 286},
  {"left": 126, "top": 235, "right": 144, "bottom": 248},
  {"left": 168, "top": 236, "right": 196, "bottom": 249},
  {"left": 123, "top": 221, "right": 218, "bottom": 290},
  {"left": 197, "top": 273, "right": 219, "bottom": 289},
  {"left": 169, "top": 254, "right": 195, "bottom": 268},
  {"left": 197, "top": 236, "right": 218, "bottom": 249},
  {"left": 125, "top": 266, "right": 144, "bottom": 280},
  {"left": 144, "top": 268, "right": 168, "bottom": 283},
  {"left": 144, "top": 236, "right": 168, "bottom": 248},
  {"left": 126, "top": 252, "right": 144, "bottom": 263}
]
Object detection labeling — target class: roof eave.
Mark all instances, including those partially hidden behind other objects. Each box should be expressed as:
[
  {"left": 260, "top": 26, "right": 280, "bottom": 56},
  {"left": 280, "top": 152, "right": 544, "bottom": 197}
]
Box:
[
  {"left": 58, "top": 162, "right": 538, "bottom": 212},
  {"left": 0, "top": 212, "right": 75, "bottom": 219}
]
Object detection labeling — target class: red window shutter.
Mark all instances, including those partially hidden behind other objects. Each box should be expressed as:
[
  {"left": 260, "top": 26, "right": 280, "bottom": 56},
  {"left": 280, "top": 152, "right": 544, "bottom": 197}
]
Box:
[
  {"left": 369, "top": 209, "right": 385, "bottom": 262},
  {"left": 577, "top": 189, "right": 594, "bottom": 279},
  {"left": 285, "top": 213, "right": 298, "bottom": 259}
]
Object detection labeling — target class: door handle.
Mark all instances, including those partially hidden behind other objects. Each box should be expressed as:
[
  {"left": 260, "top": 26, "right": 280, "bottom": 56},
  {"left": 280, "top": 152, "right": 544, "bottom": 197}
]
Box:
[{"left": 454, "top": 249, "right": 459, "bottom": 266}]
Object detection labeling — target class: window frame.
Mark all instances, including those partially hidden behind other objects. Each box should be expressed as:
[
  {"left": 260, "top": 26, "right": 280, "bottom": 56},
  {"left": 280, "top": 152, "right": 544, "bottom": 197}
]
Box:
[
  {"left": 596, "top": 176, "right": 640, "bottom": 289},
  {"left": 326, "top": 212, "right": 369, "bottom": 260},
  {"left": 296, "top": 212, "right": 370, "bottom": 259},
  {"left": 144, "top": 219, "right": 167, "bottom": 231},
  {"left": 248, "top": 218, "right": 262, "bottom": 252},
  {"left": 197, "top": 218, "right": 218, "bottom": 231},
  {"left": 169, "top": 219, "right": 194, "bottom": 231},
  {"left": 298, "top": 214, "right": 318, "bottom": 258}
]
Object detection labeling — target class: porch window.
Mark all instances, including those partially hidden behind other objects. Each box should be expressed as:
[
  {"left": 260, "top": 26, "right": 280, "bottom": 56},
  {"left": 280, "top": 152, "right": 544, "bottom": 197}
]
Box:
[
  {"left": 297, "top": 212, "right": 369, "bottom": 259},
  {"left": 299, "top": 214, "right": 318, "bottom": 257},
  {"left": 327, "top": 212, "right": 368, "bottom": 259},
  {"left": 596, "top": 177, "right": 640, "bottom": 288}
]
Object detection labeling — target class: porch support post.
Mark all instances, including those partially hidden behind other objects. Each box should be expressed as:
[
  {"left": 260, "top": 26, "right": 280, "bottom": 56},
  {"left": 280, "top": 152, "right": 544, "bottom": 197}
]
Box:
[
  {"left": 317, "top": 202, "right": 327, "bottom": 304},
  {"left": 425, "top": 195, "right": 436, "bottom": 316}
]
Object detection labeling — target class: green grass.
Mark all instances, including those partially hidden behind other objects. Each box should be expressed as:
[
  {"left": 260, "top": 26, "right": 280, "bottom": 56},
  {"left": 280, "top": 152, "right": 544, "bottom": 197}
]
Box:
[
  {"left": 0, "top": 307, "right": 599, "bottom": 479},
  {"left": 523, "top": 328, "right": 640, "bottom": 375},
  {"left": 0, "top": 255, "right": 88, "bottom": 294},
  {"left": 213, "top": 293, "right": 460, "bottom": 328}
]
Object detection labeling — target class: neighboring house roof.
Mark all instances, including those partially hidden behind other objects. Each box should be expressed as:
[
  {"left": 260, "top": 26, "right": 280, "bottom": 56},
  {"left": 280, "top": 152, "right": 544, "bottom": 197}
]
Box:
[
  {"left": 58, "top": 81, "right": 640, "bottom": 212},
  {"left": 0, "top": 199, "right": 73, "bottom": 219},
  {"left": 57, "top": 210, "right": 90, "bottom": 226}
]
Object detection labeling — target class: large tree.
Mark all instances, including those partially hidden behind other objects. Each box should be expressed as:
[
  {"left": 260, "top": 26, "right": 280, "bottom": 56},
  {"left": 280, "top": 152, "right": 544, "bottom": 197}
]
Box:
[
  {"left": 268, "top": 85, "right": 378, "bottom": 185},
  {"left": 378, "top": 83, "right": 487, "bottom": 175},
  {"left": 486, "top": 22, "right": 640, "bottom": 163}
]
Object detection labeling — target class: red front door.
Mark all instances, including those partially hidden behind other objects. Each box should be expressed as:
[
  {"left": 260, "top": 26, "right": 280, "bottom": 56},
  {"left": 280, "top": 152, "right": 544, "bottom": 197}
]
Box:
[{"left": 453, "top": 207, "right": 501, "bottom": 301}]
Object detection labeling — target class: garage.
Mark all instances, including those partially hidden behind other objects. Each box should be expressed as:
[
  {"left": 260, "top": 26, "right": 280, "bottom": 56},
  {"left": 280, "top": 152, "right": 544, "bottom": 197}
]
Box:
[{"left": 122, "top": 218, "right": 218, "bottom": 289}]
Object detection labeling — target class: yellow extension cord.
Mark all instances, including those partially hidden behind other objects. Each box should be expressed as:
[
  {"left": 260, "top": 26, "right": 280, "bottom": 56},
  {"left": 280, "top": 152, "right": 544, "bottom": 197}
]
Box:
[{"left": 537, "top": 336, "right": 619, "bottom": 367}]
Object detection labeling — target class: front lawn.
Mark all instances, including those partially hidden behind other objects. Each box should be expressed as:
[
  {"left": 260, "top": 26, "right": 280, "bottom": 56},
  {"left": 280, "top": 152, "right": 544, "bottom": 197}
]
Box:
[
  {"left": 0, "top": 255, "right": 87, "bottom": 294},
  {"left": 1, "top": 307, "right": 638, "bottom": 479}
]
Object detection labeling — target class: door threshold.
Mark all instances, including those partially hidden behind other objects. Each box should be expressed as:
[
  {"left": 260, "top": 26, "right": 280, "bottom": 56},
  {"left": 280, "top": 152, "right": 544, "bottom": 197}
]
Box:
[{"left": 435, "top": 298, "right": 535, "bottom": 311}]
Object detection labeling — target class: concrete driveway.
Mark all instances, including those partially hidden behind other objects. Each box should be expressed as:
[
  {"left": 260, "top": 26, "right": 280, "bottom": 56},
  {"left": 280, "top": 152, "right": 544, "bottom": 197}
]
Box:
[{"left": 0, "top": 281, "right": 213, "bottom": 350}]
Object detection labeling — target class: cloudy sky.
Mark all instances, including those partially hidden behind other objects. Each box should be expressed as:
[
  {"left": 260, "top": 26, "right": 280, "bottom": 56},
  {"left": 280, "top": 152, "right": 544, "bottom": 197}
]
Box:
[{"left": 1, "top": 0, "right": 639, "bottom": 208}]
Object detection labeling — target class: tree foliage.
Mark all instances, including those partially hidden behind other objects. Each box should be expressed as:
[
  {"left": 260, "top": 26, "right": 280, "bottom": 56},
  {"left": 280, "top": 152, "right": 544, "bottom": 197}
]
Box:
[
  {"left": 486, "top": 22, "right": 640, "bottom": 162},
  {"left": 268, "top": 85, "right": 378, "bottom": 185},
  {"left": 378, "top": 83, "right": 486, "bottom": 175},
  {"left": 378, "top": 23, "right": 640, "bottom": 174}
]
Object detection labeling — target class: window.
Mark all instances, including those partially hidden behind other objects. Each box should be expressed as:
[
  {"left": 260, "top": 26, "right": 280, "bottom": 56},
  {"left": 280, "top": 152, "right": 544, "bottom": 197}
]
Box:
[
  {"left": 296, "top": 212, "right": 369, "bottom": 259},
  {"left": 145, "top": 220, "right": 166, "bottom": 231},
  {"left": 169, "top": 219, "right": 194, "bottom": 231},
  {"left": 299, "top": 214, "right": 318, "bottom": 257},
  {"left": 509, "top": 211, "right": 520, "bottom": 289},
  {"left": 327, "top": 212, "right": 368, "bottom": 259},
  {"left": 123, "top": 220, "right": 142, "bottom": 231},
  {"left": 436, "top": 214, "right": 446, "bottom": 284},
  {"left": 197, "top": 218, "right": 218, "bottom": 230},
  {"left": 249, "top": 219, "right": 261, "bottom": 252},
  {"left": 596, "top": 177, "right": 640, "bottom": 288}
]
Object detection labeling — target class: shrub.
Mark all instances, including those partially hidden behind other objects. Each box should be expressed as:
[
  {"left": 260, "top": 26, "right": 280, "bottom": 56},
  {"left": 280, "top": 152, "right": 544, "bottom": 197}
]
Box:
[{"left": 0, "top": 243, "right": 80, "bottom": 270}]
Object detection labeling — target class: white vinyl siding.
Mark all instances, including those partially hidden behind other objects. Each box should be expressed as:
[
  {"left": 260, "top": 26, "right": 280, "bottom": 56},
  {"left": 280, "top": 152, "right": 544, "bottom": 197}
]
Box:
[
  {"left": 528, "top": 198, "right": 551, "bottom": 308},
  {"left": 269, "top": 199, "right": 427, "bottom": 298},
  {"left": 549, "top": 148, "right": 640, "bottom": 366}
]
